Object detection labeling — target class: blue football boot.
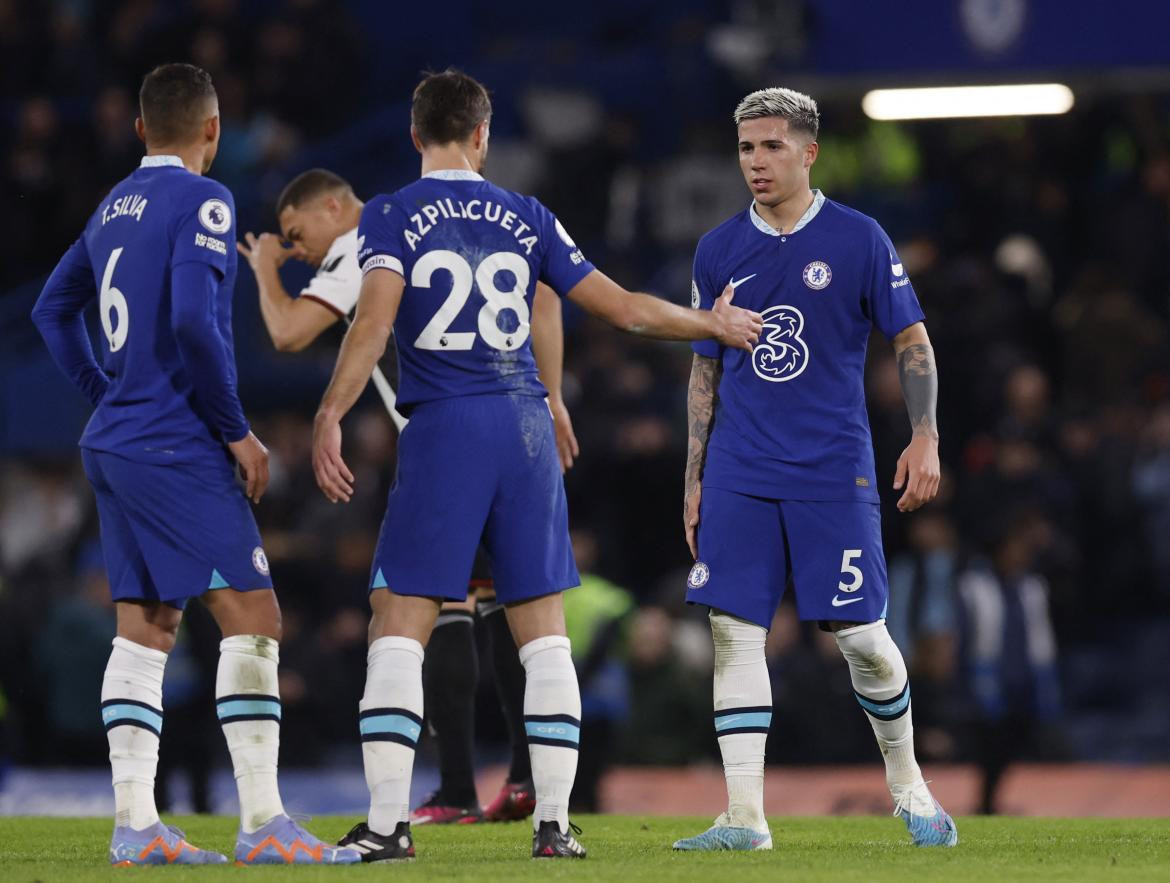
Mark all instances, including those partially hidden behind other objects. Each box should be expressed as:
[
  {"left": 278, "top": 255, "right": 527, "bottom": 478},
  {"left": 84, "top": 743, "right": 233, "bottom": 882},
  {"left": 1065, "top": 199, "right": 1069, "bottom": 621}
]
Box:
[{"left": 109, "top": 821, "right": 227, "bottom": 865}]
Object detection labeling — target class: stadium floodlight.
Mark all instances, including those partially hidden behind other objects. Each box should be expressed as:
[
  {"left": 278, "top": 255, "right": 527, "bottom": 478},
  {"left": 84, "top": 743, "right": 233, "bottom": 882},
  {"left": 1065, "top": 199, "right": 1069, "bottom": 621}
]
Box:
[{"left": 861, "top": 84, "right": 1075, "bottom": 121}]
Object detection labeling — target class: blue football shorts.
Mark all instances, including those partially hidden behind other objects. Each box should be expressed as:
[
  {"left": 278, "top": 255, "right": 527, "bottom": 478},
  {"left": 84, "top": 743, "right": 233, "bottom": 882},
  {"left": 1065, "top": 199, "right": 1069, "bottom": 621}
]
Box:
[
  {"left": 686, "top": 486, "right": 889, "bottom": 628},
  {"left": 370, "top": 394, "right": 579, "bottom": 604},
  {"left": 81, "top": 448, "right": 273, "bottom": 609}
]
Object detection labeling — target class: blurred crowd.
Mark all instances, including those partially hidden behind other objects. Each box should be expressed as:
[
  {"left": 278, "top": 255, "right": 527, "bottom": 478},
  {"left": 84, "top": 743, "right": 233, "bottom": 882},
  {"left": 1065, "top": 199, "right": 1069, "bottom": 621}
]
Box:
[{"left": 2, "top": 0, "right": 1170, "bottom": 815}]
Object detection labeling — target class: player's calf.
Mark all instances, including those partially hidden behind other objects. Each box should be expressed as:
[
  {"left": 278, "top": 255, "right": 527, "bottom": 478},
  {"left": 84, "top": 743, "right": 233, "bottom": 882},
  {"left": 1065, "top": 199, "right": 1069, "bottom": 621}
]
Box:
[{"left": 834, "top": 619, "right": 957, "bottom": 847}]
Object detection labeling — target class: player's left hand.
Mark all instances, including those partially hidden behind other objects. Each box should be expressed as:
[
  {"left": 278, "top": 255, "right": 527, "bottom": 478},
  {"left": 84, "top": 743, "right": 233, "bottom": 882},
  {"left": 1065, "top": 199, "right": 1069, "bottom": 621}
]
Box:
[
  {"left": 894, "top": 434, "right": 940, "bottom": 512},
  {"left": 238, "top": 231, "right": 301, "bottom": 272},
  {"left": 312, "top": 415, "right": 355, "bottom": 503},
  {"left": 549, "top": 395, "right": 580, "bottom": 471}
]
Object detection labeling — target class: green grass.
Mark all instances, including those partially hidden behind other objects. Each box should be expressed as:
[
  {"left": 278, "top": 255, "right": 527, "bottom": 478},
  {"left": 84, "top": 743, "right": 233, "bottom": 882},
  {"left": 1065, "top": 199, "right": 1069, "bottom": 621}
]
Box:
[{"left": 1, "top": 815, "right": 1167, "bottom": 882}]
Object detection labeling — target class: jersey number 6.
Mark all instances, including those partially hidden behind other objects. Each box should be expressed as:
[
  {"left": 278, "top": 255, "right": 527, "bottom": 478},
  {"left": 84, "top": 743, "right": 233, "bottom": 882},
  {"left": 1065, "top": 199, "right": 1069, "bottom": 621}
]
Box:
[
  {"left": 412, "top": 249, "right": 531, "bottom": 352},
  {"left": 100, "top": 247, "right": 129, "bottom": 353}
]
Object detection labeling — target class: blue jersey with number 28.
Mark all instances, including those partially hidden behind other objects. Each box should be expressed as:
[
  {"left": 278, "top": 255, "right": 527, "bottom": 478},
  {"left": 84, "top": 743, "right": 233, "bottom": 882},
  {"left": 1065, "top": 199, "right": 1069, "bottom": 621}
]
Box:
[{"left": 356, "top": 170, "right": 594, "bottom": 412}]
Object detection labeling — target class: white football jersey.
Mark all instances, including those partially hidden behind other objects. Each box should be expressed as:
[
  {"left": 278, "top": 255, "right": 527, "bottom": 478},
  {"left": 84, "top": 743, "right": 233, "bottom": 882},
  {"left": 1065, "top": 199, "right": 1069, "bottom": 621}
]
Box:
[{"left": 299, "top": 227, "right": 362, "bottom": 318}]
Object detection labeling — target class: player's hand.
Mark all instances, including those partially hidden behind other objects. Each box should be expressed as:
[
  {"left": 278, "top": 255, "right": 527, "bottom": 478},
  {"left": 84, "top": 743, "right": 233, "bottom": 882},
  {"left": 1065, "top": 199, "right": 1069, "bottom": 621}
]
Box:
[
  {"left": 237, "top": 232, "right": 300, "bottom": 272},
  {"left": 228, "top": 431, "right": 270, "bottom": 504},
  {"left": 549, "top": 395, "right": 580, "bottom": 471},
  {"left": 894, "top": 434, "right": 940, "bottom": 512},
  {"left": 711, "top": 283, "right": 763, "bottom": 352},
  {"left": 683, "top": 482, "right": 701, "bottom": 559},
  {"left": 312, "top": 415, "right": 355, "bottom": 503}
]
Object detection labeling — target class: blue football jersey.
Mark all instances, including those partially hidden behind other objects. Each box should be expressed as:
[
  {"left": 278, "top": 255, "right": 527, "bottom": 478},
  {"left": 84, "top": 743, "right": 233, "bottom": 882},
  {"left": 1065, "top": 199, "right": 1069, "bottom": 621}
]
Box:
[
  {"left": 68, "top": 156, "right": 242, "bottom": 462},
  {"left": 356, "top": 170, "right": 594, "bottom": 411},
  {"left": 692, "top": 192, "right": 925, "bottom": 502}
]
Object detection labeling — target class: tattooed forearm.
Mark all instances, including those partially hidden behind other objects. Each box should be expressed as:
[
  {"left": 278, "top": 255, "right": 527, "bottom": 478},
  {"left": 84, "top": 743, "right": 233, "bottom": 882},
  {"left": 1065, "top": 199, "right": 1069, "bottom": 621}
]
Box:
[
  {"left": 897, "top": 342, "right": 939, "bottom": 438},
  {"left": 685, "top": 355, "right": 722, "bottom": 494}
]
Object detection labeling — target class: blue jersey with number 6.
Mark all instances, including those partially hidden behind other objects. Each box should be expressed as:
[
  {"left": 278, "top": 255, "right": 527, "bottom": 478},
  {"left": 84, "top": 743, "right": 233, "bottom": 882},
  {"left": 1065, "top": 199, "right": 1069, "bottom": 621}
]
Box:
[
  {"left": 48, "top": 156, "right": 242, "bottom": 463},
  {"left": 356, "top": 169, "right": 594, "bottom": 412}
]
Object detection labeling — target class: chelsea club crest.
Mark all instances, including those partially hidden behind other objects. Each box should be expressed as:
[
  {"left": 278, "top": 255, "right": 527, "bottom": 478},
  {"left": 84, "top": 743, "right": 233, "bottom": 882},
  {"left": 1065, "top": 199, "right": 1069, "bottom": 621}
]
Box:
[
  {"left": 802, "top": 260, "right": 832, "bottom": 290},
  {"left": 688, "top": 561, "right": 710, "bottom": 589}
]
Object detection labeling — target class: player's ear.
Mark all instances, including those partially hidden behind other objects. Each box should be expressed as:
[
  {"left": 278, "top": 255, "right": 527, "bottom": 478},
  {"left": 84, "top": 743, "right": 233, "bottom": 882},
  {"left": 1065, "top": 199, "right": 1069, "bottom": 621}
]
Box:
[
  {"left": 804, "top": 140, "right": 819, "bottom": 169},
  {"left": 475, "top": 119, "right": 490, "bottom": 149},
  {"left": 204, "top": 114, "right": 220, "bottom": 144},
  {"left": 134, "top": 117, "right": 146, "bottom": 144},
  {"left": 410, "top": 125, "right": 424, "bottom": 154}
]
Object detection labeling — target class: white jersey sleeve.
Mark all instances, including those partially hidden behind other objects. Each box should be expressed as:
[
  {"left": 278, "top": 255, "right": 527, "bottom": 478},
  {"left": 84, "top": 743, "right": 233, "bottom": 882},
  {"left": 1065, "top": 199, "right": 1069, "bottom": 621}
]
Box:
[{"left": 299, "top": 227, "right": 361, "bottom": 318}]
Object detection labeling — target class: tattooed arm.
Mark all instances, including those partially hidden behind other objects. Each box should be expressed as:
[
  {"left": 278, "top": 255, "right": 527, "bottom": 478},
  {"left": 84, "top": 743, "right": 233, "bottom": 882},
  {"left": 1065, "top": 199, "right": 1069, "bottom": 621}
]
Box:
[
  {"left": 891, "top": 322, "right": 941, "bottom": 512},
  {"left": 684, "top": 353, "right": 722, "bottom": 558}
]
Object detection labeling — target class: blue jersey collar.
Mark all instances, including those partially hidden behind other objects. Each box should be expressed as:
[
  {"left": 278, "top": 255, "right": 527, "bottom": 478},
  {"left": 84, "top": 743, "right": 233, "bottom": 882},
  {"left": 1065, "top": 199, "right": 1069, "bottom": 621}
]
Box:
[
  {"left": 139, "top": 155, "right": 185, "bottom": 169},
  {"left": 422, "top": 169, "right": 484, "bottom": 181},
  {"left": 749, "top": 189, "right": 825, "bottom": 236}
]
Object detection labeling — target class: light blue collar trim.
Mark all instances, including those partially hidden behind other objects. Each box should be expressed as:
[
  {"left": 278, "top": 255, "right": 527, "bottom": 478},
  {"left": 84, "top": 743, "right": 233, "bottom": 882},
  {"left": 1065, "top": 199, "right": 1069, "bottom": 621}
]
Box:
[
  {"left": 749, "top": 189, "right": 825, "bottom": 236},
  {"left": 140, "top": 155, "right": 185, "bottom": 169},
  {"left": 422, "top": 169, "right": 484, "bottom": 181}
]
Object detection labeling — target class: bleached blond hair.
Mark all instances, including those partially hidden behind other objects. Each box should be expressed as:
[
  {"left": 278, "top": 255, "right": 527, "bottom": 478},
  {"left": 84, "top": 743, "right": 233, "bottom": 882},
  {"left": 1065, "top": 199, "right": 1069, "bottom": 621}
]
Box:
[{"left": 733, "top": 87, "right": 819, "bottom": 139}]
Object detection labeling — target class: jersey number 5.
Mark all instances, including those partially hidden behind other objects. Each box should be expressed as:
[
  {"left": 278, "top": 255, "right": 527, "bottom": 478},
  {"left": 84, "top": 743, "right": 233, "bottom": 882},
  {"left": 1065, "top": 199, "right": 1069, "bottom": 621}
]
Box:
[
  {"left": 838, "top": 549, "right": 864, "bottom": 593},
  {"left": 412, "top": 249, "right": 531, "bottom": 352},
  {"left": 100, "top": 247, "right": 129, "bottom": 353}
]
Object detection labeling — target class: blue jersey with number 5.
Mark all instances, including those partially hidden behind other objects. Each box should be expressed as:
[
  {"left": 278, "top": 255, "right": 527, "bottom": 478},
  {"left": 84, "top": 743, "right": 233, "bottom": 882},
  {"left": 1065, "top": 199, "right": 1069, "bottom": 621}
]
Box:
[
  {"left": 45, "top": 157, "right": 241, "bottom": 462},
  {"left": 356, "top": 170, "right": 594, "bottom": 411}
]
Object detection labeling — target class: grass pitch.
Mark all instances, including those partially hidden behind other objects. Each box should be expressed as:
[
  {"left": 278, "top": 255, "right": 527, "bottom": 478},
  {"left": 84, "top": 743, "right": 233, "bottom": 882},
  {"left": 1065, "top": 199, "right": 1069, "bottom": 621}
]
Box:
[{"left": 1, "top": 815, "right": 1167, "bottom": 882}]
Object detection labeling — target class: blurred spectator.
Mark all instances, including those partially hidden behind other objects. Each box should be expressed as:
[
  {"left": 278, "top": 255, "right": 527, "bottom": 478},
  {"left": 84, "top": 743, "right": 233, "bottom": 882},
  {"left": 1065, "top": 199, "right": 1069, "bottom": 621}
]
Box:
[
  {"left": 33, "top": 544, "right": 115, "bottom": 765},
  {"left": 886, "top": 510, "right": 960, "bottom": 762},
  {"left": 1133, "top": 403, "right": 1170, "bottom": 600},
  {"left": 563, "top": 528, "right": 634, "bottom": 812},
  {"left": 621, "top": 605, "right": 710, "bottom": 766},
  {"left": 957, "top": 509, "right": 1062, "bottom": 814}
]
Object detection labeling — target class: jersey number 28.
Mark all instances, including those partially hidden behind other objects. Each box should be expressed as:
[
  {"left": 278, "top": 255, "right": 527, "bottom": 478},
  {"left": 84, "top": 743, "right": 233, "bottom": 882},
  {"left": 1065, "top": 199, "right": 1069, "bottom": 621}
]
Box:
[{"left": 412, "top": 249, "right": 530, "bottom": 352}]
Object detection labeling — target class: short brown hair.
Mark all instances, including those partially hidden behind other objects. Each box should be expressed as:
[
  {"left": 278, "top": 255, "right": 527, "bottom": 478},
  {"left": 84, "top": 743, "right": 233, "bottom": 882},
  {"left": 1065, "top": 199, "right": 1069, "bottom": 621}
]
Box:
[
  {"left": 411, "top": 68, "right": 491, "bottom": 147},
  {"left": 276, "top": 168, "right": 354, "bottom": 215},
  {"left": 139, "top": 63, "right": 217, "bottom": 144}
]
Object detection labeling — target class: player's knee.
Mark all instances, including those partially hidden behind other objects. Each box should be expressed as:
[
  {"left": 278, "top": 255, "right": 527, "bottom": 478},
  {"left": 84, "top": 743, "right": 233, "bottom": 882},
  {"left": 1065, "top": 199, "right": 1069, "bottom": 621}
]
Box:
[
  {"left": 118, "top": 619, "right": 179, "bottom": 653},
  {"left": 205, "top": 588, "right": 282, "bottom": 641},
  {"left": 834, "top": 619, "right": 906, "bottom": 682},
  {"left": 709, "top": 610, "right": 766, "bottom": 663}
]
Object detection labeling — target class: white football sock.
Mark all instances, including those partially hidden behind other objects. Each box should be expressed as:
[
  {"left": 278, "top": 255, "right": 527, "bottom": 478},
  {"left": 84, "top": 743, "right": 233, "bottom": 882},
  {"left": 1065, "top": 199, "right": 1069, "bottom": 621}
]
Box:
[
  {"left": 360, "top": 636, "right": 424, "bottom": 835},
  {"left": 710, "top": 611, "right": 771, "bottom": 833},
  {"left": 519, "top": 635, "right": 580, "bottom": 834},
  {"left": 835, "top": 620, "right": 931, "bottom": 811},
  {"left": 216, "top": 635, "right": 285, "bottom": 833},
  {"left": 102, "top": 637, "right": 166, "bottom": 830}
]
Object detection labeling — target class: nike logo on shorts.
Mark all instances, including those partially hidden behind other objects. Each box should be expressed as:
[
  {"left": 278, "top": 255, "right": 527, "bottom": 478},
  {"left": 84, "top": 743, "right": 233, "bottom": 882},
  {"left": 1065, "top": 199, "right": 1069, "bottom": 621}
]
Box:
[{"left": 831, "top": 595, "right": 864, "bottom": 607}]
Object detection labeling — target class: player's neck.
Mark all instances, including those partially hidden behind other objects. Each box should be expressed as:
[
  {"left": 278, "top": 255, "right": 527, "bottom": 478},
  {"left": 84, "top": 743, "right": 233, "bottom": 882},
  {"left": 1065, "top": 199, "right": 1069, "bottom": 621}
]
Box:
[
  {"left": 144, "top": 145, "right": 205, "bottom": 175},
  {"left": 419, "top": 146, "right": 479, "bottom": 177},
  {"left": 753, "top": 187, "right": 814, "bottom": 234}
]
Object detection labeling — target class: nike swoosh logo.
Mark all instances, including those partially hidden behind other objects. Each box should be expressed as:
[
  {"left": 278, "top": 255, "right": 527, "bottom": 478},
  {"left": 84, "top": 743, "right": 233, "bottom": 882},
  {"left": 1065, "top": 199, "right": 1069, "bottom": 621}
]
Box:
[
  {"left": 729, "top": 273, "right": 757, "bottom": 288},
  {"left": 831, "top": 595, "right": 864, "bottom": 607}
]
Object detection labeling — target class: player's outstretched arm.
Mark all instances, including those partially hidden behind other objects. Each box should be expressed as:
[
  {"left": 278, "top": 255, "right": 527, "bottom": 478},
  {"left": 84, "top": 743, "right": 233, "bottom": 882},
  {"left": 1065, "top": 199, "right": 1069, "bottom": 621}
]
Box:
[
  {"left": 565, "top": 270, "right": 763, "bottom": 351},
  {"left": 238, "top": 232, "right": 338, "bottom": 351},
  {"left": 531, "top": 282, "right": 579, "bottom": 471},
  {"left": 684, "top": 354, "right": 722, "bottom": 558},
  {"left": 312, "top": 268, "right": 404, "bottom": 503},
  {"left": 31, "top": 239, "right": 110, "bottom": 407},
  {"left": 892, "top": 321, "right": 940, "bottom": 513}
]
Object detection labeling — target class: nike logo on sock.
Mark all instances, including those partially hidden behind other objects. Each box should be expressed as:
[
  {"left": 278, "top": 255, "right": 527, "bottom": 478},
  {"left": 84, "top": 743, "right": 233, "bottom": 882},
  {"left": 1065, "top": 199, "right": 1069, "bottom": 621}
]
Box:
[{"left": 831, "top": 595, "right": 864, "bottom": 607}]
